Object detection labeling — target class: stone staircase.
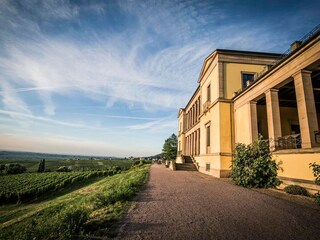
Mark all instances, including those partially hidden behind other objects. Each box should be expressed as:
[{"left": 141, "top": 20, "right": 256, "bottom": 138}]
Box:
[{"left": 175, "top": 155, "right": 197, "bottom": 171}]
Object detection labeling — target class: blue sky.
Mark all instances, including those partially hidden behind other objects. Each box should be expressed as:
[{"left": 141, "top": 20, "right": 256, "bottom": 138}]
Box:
[{"left": 0, "top": 0, "right": 319, "bottom": 157}]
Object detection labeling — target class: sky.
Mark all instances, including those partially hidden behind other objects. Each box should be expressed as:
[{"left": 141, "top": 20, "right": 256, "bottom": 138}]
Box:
[{"left": 0, "top": 0, "right": 320, "bottom": 157}]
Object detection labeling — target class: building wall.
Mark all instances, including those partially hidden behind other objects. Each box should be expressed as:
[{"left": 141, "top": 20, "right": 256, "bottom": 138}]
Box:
[
  {"left": 275, "top": 152, "right": 320, "bottom": 181},
  {"left": 196, "top": 101, "right": 232, "bottom": 177},
  {"left": 224, "top": 63, "right": 266, "bottom": 99},
  {"left": 199, "top": 103, "right": 220, "bottom": 154},
  {"left": 257, "top": 105, "right": 268, "bottom": 139},
  {"left": 200, "top": 63, "right": 219, "bottom": 103},
  {"left": 280, "top": 107, "right": 299, "bottom": 136},
  {"left": 177, "top": 38, "right": 320, "bottom": 183},
  {"left": 234, "top": 103, "right": 252, "bottom": 144}
]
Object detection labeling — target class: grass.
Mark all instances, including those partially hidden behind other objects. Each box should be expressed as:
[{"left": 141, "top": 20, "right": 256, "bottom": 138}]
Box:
[{"left": 0, "top": 164, "right": 150, "bottom": 239}]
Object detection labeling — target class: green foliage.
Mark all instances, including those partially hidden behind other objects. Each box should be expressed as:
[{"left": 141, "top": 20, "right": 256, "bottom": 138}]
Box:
[
  {"left": 0, "top": 165, "right": 150, "bottom": 240},
  {"left": 309, "top": 162, "right": 320, "bottom": 185},
  {"left": 309, "top": 162, "right": 320, "bottom": 205},
  {"left": 315, "top": 193, "right": 320, "bottom": 205},
  {"left": 284, "top": 185, "right": 310, "bottom": 196},
  {"left": 37, "top": 159, "right": 45, "bottom": 173},
  {"left": 162, "top": 133, "right": 177, "bottom": 160},
  {"left": 0, "top": 171, "right": 115, "bottom": 204},
  {"left": 0, "top": 157, "right": 134, "bottom": 172},
  {"left": 231, "top": 136, "right": 281, "bottom": 188},
  {"left": 58, "top": 206, "right": 89, "bottom": 238},
  {"left": 4, "top": 163, "right": 26, "bottom": 174},
  {"left": 132, "top": 159, "right": 152, "bottom": 167},
  {"left": 56, "top": 166, "right": 72, "bottom": 172}
]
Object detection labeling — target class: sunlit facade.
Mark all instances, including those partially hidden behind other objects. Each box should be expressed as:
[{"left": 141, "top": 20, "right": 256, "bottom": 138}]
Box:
[{"left": 177, "top": 27, "right": 320, "bottom": 190}]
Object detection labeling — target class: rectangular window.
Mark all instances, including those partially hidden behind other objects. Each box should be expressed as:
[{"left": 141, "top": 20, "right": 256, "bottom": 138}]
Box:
[
  {"left": 242, "top": 73, "right": 254, "bottom": 89},
  {"left": 207, "top": 85, "right": 211, "bottom": 102},
  {"left": 206, "top": 125, "right": 210, "bottom": 147},
  {"left": 206, "top": 163, "right": 210, "bottom": 172}
]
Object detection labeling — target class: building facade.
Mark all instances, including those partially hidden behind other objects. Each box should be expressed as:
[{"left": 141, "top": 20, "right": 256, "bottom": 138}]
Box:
[{"left": 177, "top": 26, "right": 320, "bottom": 187}]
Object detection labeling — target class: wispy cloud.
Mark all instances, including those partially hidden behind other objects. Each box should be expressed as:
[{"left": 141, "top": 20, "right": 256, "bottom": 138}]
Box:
[
  {"left": 0, "top": 0, "right": 319, "bottom": 156},
  {"left": 0, "top": 109, "right": 175, "bottom": 133},
  {"left": 0, "top": 81, "right": 31, "bottom": 115}
]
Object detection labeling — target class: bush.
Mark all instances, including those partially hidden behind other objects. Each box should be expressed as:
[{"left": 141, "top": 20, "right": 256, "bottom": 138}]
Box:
[
  {"left": 0, "top": 164, "right": 5, "bottom": 171},
  {"left": 284, "top": 185, "right": 309, "bottom": 196},
  {"left": 309, "top": 162, "right": 320, "bottom": 184},
  {"left": 4, "top": 163, "right": 26, "bottom": 174},
  {"left": 309, "top": 162, "right": 320, "bottom": 205},
  {"left": 231, "top": 136, "right": 281, "bottom": 188},
  {"left": 56, "top": 166, "right": 72, "bottom": 172}
]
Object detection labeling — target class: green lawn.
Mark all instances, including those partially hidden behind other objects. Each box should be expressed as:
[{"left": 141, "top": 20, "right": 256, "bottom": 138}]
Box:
[{"left": 0, "top": 164, "right": 150, "bottom": 239}]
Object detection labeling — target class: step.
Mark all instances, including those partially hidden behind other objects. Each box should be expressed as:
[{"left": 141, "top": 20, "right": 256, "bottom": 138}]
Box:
[
  {"left": 175, "top": 163, "right": 197, "bottom": 171},
  {"left": 183, "top": 156, "right": 194, "bottom": 164}
]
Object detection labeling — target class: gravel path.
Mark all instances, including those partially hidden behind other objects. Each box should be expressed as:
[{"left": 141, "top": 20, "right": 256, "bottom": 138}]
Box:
[{"left": 117, "top": 164, "right": 320, "bottom": 240}]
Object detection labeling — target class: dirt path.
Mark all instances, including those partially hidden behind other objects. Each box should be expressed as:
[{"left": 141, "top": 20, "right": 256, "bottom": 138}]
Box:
[{"left": 117, "top": 164, "right": 320, "bottom": 240}]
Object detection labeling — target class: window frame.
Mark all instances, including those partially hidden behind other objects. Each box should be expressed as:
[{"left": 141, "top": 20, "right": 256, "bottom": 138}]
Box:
[
  {"left": 241, "top": 71, "right": 255, "bottom": 89},
  {"left": 207, "top": 84, "right": 211, "bottom": 102}
]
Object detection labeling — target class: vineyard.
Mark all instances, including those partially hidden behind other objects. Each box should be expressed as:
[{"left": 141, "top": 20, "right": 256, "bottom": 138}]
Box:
[
  {"left": 0, "top": 171, "right": 115, "bottom": 204},
  {"left": 0, "top": 164, "right": 150, "bottom": 239}
]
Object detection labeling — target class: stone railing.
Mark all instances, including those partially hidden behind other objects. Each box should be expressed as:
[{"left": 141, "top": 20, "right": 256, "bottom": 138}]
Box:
[{"left": 263, "top": 134, "right": 301, "bottom": 151}]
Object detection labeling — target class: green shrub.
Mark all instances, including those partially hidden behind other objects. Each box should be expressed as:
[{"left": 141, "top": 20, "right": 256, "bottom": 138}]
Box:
[
  {"left": 309, "top": 162, "right": 320, "bottom": 205},
  {"left": 132, "top": 160, "right": 140, "bottom": 166},
  {"left": 56, "top": 166, "right": 72, "bottom": 172},
  {"left": 284, "top": 185, "right": 309, "bottom": 196},
  {"left": 231, "top": 136, "right": 281, "bottom": 188},
  {"left": 4, "top": 163, "right": 26, "bottom": 174},
  {"left": 309, "top": 162, "right": 320, "bottom": 184},
  {"left": 0, "top": 164, "right": 5, "bottom": 171},
  {"left": 315, "top": 193, "right": 320, "bottom": 205}
]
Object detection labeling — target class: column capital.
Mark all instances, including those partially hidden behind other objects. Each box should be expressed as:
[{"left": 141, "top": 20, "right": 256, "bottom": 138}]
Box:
[
  {"left": 292, "top": 69, "right": 312, "bottom": 78},
  {"left": 264, "top": 88, "right": 279, "bottom": 95},
  {"left": 249, "top": 100, "right": 257, "bottom": 105}
]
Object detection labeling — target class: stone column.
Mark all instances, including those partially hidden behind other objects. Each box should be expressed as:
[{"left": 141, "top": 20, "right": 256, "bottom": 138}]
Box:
[
  {"left": 186, "top": 136, "right": 189, "bottom": 155},
  {"left": 293, "top": 70, "right": 319, "bottom": 148},
  {"left": 265, "top": 89, "right": 282, "bottom": 150},
  {"left": 198, "top": 129, "right": 201, "bottom": 155},
  {"left": 195, "top": 131, "right": 198, "bottom": 155},
  {"left": 249, "top": 101, "right": 258, "bottom": 142},
  {"left": 191, "top": 133, "right": 194, "bottom": 155}
]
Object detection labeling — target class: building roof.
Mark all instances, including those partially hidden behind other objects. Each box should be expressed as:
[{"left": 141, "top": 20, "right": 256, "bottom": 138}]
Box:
[
  {"left": 233, "top": 24, "right": 320, "bottom": 100},
  {"left": 182, "top": 85, "right": 200, "bottom": 113},
  {"left": 197, "top": 49, "right": 281, "bottom": 83}
]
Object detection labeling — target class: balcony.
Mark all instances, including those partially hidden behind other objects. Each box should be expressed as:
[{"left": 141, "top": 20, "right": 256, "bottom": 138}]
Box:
[{"left": 263, "top": 134, "right": 301, "bottom": 151}]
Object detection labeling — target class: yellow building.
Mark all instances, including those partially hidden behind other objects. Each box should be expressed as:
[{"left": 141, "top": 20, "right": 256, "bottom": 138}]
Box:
[{"left": 177, "top": 26, "right": 320, "bottom": 189}]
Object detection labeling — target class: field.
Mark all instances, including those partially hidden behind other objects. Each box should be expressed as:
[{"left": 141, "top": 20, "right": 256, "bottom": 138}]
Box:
[
  {"left": 0, "top": 171, "right": 115, "bottom": 204},
  {"left": 0, "top": 164, "right": 150, "bottom": 239},
  {"left": 0, "top": 151, "right": 135, "bottom": 172}
]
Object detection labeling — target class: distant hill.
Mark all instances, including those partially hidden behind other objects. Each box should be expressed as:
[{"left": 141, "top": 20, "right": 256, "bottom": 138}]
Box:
[
  {"left": 0, "top": 150, "right": 116, "bottom": 160},
  {"left": 145, "top": 153, "right": 162, "bottom": 159}
]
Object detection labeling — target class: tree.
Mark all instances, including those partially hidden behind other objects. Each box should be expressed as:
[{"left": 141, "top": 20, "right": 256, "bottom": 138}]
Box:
[
  {"left": 37, "top": 159, "right": 46, "bottom": 173},
  {"left": 4, "top": 163, "right": 26, "bottom": 174},
  {"left": 162, "top": 134, "right": 178, "bottom": 160}
]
